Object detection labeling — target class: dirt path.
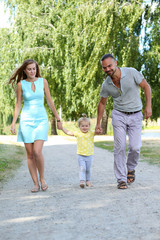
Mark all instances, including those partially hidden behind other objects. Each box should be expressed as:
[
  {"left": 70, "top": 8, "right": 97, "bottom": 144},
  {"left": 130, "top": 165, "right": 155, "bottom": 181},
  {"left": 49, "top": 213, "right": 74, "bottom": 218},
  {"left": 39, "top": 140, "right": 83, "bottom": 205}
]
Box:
[{"left": 0, "top": 135, "right": 160, "bottom": 240}]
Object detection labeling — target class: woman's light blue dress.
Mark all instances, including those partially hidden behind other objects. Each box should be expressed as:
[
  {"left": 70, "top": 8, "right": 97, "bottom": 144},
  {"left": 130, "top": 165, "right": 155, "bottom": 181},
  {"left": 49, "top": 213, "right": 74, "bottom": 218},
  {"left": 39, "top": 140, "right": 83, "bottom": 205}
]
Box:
[{"left": 17, "top": 78, "right": 48, "bottom": 143}]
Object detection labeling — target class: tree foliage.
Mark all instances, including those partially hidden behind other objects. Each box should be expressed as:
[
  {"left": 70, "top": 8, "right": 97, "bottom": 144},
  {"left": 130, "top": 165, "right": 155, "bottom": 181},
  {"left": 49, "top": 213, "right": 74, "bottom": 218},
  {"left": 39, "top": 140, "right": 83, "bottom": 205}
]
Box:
[
  {"left": 142, "top": 0, "right": 160, "bottom": 120},
  {"left": 0, "top": 28, "right": 19, "bottom": 133},
  {"left": 0, "top": 0, "right": 159, "bottom": 134}
]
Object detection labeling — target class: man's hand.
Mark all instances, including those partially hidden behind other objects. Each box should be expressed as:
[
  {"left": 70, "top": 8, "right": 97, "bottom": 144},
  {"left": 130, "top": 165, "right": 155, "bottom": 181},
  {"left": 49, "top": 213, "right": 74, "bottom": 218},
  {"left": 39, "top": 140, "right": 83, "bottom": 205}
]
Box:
[
  {"left": 144, "top": 106, "right": 152, "bottom": 119},
  {"left": 95, "top": 97, "right": 107, "bottom": 134},
  {"left": 139, "top": 79, "right": 152, "bottom": 120}
]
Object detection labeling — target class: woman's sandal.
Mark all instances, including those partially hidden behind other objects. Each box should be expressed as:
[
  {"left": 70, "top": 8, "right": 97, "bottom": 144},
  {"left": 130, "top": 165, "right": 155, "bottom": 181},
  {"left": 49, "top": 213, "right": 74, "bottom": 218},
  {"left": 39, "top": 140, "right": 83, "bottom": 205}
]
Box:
[
  {"left": 117, "top": 181, "right": 128, "bottom": 189},
  {"left": 31, "top": 185, "right": 40, "bottom": 193},
  {"left": 41, "top": 183, "right": 48, "bottom": 191},
  {"left": 127, "top": 170, "right": 135, "bottom": 184}
]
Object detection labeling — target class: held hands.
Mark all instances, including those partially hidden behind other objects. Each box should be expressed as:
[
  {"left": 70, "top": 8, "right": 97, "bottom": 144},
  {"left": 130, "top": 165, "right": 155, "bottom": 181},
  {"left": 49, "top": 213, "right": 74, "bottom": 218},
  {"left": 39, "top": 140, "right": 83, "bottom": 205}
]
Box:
[
  {"left": 11, "top": 124, "right": 16, "bottom": 135},
  {"left": 95, "top": 124, "right": 102, "bottom": 134}
]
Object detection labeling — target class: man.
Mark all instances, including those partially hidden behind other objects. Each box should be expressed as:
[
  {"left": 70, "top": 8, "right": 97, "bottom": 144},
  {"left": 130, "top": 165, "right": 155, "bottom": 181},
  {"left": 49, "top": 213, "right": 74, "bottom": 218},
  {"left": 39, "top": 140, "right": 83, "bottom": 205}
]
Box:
[{"left": 95, "top": 54, "right": 152, "bottom": 189}]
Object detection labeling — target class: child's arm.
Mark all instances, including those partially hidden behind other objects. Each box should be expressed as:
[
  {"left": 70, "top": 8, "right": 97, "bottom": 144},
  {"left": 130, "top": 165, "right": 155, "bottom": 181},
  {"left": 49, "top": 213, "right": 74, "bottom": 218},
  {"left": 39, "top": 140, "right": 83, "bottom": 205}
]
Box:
[{"left": 62, "top": 127, "right": 74, "bottom": 136}]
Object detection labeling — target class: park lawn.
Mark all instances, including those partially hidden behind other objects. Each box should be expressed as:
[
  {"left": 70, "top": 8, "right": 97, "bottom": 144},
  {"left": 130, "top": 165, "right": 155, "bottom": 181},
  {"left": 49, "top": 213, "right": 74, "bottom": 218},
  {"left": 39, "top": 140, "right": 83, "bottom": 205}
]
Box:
[
  {"left": 0, "top": 144, "right": 25, "bottom": 183},
  {"left": 94, "top": 139, "right": 160, "bottom": 167}
]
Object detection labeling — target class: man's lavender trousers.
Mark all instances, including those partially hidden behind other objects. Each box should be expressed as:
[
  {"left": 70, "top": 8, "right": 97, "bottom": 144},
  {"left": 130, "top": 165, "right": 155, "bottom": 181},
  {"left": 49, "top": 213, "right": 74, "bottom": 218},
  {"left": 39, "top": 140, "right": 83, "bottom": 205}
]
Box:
[{"left": 111, "top": 109, "right": 143, "bottom": 183}]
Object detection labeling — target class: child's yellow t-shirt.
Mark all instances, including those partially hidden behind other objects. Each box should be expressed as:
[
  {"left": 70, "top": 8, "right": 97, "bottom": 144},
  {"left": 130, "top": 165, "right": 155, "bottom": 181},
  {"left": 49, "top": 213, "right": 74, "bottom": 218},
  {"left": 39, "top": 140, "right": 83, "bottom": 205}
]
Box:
[{"left": 74, "top": 131, "right": 95, "bottom": 156}]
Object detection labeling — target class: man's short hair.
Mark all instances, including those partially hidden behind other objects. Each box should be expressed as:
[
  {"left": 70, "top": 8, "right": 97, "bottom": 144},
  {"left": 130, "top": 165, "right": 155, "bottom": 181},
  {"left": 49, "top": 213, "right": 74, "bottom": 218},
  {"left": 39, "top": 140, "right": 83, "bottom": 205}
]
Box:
[{"left": 100, "top": 54, "right": 116, "bottom": 62}]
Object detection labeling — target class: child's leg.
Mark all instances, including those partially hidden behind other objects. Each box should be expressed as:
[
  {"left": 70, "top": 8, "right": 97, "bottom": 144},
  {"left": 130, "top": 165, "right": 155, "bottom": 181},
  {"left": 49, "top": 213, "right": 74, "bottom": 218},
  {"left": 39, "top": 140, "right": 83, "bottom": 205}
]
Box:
[
  {"left": 86, "top": 155, "right": 93, "bottom": 182},
  {"left": 78, "top": 155, "right": 86, "bottom": 181}
]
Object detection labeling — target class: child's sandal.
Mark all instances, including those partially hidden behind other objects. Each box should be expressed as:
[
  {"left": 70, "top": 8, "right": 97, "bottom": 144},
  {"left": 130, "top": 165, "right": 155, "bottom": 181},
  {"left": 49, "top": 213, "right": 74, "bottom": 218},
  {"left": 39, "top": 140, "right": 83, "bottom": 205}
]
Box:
[
  {"left": 86, "top": 181, "right": 93, "bottom": 187},
  {"left": 80, "top": 181, "right": 85, "bottom": 188}
]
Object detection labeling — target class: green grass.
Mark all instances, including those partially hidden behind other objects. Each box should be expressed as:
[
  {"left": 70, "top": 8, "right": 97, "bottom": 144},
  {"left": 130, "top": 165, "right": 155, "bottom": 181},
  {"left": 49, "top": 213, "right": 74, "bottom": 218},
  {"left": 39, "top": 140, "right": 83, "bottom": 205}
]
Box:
[
  {"left": 3, "top": 124, "right": 19, "bottom": 135},
  {"left": 56, "top": 118, "right": 100, "bottom": 136},
  {"left": 143, "top": 126, "right": 160, "bottom": 130},
  {"left": 140, "top": 140, "right": 160, "bottom": 166},
  {"left": 0, "top": 144, "right": 25, "bottom": 183},
  {"left": 57, "top": 121, "right": 80, "bottom": 136},
  {"left": 2, "top": 118, "right": 114, "bottom": 136},
  {"left": 3, "top": 117, "right": 160, "bottom": 136},
  {"left": 94, "top": 140, "right": 160, "bottom": 167},
  {"left": 94, "top": 141, "right": 114, "bottom": 152}
]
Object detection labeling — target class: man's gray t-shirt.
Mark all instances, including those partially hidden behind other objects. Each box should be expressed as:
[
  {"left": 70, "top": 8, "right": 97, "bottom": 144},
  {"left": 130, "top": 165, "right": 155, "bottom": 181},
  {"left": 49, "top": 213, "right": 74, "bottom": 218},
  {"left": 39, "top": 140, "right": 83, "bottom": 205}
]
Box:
[{"left": 100, "top": 67, "right": 144, "bottom": 112}]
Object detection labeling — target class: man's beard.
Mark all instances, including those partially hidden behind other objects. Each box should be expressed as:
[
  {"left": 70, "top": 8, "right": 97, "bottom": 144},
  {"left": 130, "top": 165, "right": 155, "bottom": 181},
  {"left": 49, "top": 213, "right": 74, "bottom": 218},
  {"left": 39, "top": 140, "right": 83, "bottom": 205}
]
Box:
[{"left": 106, "top": 68, "right": 116, "bottom": 78}]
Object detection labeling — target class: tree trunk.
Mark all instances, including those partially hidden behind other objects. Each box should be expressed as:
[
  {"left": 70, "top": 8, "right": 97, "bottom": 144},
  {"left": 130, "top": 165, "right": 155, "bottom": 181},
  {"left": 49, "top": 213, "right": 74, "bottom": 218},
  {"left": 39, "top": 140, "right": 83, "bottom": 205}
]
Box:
[
  {"left": 101, "top": 109, "right": 108, "bottom": 135},
  {"left": 0, "top": 113, "right": 3, "bottom": 135},
  {"left": 51, "top": 116, "right": 57, "bottom": 135}
]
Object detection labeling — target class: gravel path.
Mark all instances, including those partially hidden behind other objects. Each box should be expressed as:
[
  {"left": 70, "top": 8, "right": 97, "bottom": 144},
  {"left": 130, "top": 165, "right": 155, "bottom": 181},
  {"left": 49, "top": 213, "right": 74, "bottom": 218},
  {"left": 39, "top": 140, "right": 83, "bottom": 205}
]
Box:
[{"left": 0, "top": 135, "right": 160, "bottom": 240}]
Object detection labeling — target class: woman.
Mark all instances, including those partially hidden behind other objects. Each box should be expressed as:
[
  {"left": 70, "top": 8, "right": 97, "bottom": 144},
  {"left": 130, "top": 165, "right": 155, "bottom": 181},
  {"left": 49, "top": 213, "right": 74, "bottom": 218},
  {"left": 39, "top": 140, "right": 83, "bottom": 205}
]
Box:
[{"left": 9, "top": 59, "right": 62, "bottom": 192}]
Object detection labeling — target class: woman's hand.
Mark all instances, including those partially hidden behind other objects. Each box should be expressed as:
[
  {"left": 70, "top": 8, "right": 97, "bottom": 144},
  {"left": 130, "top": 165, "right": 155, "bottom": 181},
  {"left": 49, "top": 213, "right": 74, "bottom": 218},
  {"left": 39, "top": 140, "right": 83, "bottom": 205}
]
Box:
[
  {"left": 57, "top": 121, "right": 63, "bottom": 130},
  {"left": 11, "top": 124, "right": 16, "bottom": 134}
]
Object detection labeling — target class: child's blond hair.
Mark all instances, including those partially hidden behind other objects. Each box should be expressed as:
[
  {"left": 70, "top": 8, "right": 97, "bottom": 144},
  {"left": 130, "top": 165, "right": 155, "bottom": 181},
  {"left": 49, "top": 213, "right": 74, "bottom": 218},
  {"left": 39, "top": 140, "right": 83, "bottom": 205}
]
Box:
[{"left": 78, "top": 113, "right": 90, "bottom": 127}]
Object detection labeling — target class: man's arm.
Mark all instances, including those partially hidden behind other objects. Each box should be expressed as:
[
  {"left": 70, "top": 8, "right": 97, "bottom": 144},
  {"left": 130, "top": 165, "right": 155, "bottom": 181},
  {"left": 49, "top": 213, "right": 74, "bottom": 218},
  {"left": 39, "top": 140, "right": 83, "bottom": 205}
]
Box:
[
  {"left": 95, "top": 97, "right": 107, "bottom": 133},
  {"left": 139, "top": 79, "right": 152, "bottom": 119}
]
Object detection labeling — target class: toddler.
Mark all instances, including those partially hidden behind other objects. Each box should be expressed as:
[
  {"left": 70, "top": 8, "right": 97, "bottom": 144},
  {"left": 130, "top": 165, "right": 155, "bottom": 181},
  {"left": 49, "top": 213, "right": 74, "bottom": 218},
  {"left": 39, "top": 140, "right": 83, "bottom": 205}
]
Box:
[{"left": 61, "top": 114, "right": 96, "bottom": 188}]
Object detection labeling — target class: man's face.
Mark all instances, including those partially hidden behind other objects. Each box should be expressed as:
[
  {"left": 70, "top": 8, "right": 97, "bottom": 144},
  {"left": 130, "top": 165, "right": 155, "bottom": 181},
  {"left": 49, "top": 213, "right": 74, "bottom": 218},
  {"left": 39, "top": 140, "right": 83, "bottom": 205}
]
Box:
[{"left": 101, "top": 57, "right": 117, "bottom": 77}]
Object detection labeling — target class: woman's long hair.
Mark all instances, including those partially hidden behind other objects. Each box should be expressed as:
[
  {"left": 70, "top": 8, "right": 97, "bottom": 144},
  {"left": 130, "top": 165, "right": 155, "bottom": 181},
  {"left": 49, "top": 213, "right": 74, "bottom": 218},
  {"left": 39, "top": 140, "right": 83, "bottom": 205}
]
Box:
[{"left": 9, "top": 59, "right": 41, "bottom": 87}]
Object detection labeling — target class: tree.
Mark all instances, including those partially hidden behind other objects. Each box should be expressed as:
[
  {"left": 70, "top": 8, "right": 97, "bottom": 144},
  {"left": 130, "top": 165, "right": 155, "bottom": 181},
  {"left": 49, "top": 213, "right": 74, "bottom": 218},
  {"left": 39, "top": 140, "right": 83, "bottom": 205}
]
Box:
[
  {"left": 1, "top": 0, "right": 152, "bottom": 135},
  {"left": 142, "top": 0, "right": 160, "bottom": 120},
  {"left": 2, "top": 0, "right": 67, "bottom": 134},
  {"left": 57, "top": 0, "right": 144, "bottom": 133},
  {"left": 0, "top": 28, "right": 21, "bottom": 133}
]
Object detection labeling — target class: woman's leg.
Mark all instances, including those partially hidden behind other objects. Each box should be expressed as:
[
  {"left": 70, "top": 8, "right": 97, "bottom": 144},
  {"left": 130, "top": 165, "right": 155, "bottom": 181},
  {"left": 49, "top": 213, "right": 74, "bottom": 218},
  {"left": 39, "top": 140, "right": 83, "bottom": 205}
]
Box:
[
  {"left": 32, "top": 140, "right": 47, "bottom": 190},
  {"left": 24, "top": 143, "right": 39, "bottom": 188}
]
